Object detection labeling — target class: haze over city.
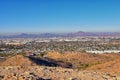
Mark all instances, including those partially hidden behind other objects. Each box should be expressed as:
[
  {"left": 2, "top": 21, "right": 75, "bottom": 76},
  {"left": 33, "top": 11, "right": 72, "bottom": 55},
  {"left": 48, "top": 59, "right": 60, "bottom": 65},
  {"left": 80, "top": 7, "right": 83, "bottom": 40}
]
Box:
[{"left": 0, "top": 0, "right": 120, "bottom": 33}]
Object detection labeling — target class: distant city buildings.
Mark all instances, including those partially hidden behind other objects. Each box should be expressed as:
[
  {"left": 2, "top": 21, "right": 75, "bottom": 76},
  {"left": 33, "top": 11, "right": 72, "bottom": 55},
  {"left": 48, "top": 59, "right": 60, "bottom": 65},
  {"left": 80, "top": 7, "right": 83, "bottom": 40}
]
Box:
[
  {"left": 0, "top": 36, "right": 120, "bottom": 57},
  {"left": 86, "top": 50, "right": 120, "bottom": 54}
]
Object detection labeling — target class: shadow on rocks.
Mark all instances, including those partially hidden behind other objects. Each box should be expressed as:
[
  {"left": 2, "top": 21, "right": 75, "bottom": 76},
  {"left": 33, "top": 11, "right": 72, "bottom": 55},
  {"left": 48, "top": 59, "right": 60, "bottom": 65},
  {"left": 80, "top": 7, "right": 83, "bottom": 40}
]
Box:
[{"left": 37, "top": 78, "right": 51, "bottom": 80}]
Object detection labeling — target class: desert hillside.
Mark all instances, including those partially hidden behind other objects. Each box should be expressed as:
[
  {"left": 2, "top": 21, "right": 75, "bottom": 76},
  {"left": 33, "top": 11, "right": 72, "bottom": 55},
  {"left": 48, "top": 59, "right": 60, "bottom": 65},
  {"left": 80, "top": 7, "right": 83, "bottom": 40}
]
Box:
[
  {"left": 0, "top": 53, "right": 120, "bottom": 80},
  {"left": 88, "top": 57, "right": 120, "bottom": 73},
  {"left": 46, "top": 52, "right": 120, "bottom": 69},
  {"left": 0, "top": 55, "right": 36, "bottom": 66}
]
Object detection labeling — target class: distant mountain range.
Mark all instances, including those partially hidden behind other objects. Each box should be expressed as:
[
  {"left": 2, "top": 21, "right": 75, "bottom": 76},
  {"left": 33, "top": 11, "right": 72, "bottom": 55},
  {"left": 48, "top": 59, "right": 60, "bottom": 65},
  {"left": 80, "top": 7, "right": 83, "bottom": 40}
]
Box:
[{"left": 0, "top": 31, "right": 120, "bottom": 38}]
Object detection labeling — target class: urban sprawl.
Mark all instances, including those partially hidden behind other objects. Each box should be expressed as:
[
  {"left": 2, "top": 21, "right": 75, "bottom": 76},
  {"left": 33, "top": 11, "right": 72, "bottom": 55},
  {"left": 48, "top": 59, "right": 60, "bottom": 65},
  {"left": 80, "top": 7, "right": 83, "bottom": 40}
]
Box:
[{"left": 0, "top": 36, "right": 120, "bottom": 58}]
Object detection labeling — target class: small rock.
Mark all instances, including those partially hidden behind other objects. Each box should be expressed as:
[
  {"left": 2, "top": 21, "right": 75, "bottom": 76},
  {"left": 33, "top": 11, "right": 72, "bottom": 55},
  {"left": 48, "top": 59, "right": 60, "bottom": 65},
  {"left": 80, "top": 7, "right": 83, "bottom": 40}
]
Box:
[
  {"left": 0, "top": 75, "right": 4, "bottom": 79},
  {"left": 69, "top": 77, "right": 77, "bottom": 80},
  {"left": 37, "top": 77, "right": 44, "bottom": 80}
]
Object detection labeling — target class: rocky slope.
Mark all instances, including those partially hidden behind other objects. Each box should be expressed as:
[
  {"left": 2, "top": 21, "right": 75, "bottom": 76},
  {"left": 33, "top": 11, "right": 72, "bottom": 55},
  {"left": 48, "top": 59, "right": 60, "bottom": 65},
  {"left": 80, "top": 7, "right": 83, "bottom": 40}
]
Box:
[
  {"left": 0, "top": 54, "right": 120, "bottom": 80},
  {"left": 1, "top": 66, "right": 120, "bottom": 80}
]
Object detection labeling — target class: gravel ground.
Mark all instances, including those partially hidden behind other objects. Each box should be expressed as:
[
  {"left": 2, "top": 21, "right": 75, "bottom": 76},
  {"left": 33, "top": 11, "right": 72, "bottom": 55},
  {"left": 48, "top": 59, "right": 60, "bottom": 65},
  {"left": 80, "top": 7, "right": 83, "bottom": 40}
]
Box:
[{"left": 0, "top": 66, "right": 120, "bottom": 80}]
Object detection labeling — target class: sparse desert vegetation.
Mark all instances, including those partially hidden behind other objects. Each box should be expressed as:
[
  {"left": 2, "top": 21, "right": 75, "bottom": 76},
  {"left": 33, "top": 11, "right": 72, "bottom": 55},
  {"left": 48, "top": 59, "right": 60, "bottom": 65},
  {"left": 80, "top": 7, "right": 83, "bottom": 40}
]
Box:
[
  {"left": 0, "top": 52, "right": 120, "bottom": 80},
  {"left": 46, "top": 52, "right": 120, "bottom": 69},
  {"left": 1, "top": 40, "right": 120, "bottom": 80},
  {"left": 1, "top": 0, "right": 120, "bottom": 79}
]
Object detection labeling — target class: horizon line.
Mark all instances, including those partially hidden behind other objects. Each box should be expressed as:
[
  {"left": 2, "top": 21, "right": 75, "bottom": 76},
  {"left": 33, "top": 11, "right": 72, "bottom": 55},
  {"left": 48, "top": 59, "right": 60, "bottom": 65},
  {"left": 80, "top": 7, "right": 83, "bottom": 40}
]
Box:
[{"left": 0, "top": 31, "right": 120, "bottom": 35}]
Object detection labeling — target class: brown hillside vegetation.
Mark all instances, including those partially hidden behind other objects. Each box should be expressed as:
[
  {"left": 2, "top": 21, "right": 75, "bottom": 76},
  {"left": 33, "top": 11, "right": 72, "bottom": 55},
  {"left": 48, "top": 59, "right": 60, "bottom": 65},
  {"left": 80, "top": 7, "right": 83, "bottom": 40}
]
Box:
[
  {"left": 0, "top": 55, "right": 36, "bottom": 66},
  {"left": 1, "top": 52, "right": 120, "bottom": 70},
  {"left": 46, "top": 52, "right": 120, "bottom": 69},
  {"left": 0, "top": 53, "right": 120, "bottom": 79},
  {"left": 0, "top": 55, "right": 73, "bottom": 68},
  {"left": 88, "top": 57, "right": 120, "bottom": 73}
]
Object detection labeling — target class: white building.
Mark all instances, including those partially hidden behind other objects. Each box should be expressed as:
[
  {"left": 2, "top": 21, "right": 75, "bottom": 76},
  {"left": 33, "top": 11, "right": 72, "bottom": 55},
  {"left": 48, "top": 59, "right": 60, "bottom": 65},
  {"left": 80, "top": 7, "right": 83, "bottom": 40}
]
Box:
[{"left": 86, "top": 50, "right": 120, "bottom": 54}]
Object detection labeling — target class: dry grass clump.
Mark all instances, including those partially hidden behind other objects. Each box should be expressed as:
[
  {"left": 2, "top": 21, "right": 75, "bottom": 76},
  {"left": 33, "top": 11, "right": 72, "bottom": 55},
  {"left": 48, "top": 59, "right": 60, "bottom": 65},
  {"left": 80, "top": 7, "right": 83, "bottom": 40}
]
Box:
[
  {"left": 46, "top": 52, "right": 120, "bottom": 69},
  {"left": 0, "top": 55, "right": 35, "bottom": 66}
]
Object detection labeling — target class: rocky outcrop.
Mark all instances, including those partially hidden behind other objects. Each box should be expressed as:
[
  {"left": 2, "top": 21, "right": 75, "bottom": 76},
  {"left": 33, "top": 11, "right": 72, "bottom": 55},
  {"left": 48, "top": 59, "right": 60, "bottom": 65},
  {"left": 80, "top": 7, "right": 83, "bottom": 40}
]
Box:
[
  {"left": 1, "top": 55, "right": 120, "bottom": 80},
  {"left": 0, "top": 66, "right": 120, "bottom": 80}
]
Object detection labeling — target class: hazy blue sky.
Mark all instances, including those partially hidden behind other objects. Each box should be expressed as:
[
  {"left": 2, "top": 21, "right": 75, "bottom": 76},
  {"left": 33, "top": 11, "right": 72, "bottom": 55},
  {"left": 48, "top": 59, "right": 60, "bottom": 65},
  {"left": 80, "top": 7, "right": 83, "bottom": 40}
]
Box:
[{"left": 0, "top": 0, "right": 120, "bottom": 33}]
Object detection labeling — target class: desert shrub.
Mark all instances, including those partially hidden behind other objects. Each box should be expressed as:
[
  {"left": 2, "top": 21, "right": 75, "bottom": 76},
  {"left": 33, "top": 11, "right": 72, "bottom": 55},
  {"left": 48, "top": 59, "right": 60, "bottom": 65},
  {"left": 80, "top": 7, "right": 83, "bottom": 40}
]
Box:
[{"left": 78, "top": 63, "right": 90, "bottom": 70}]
